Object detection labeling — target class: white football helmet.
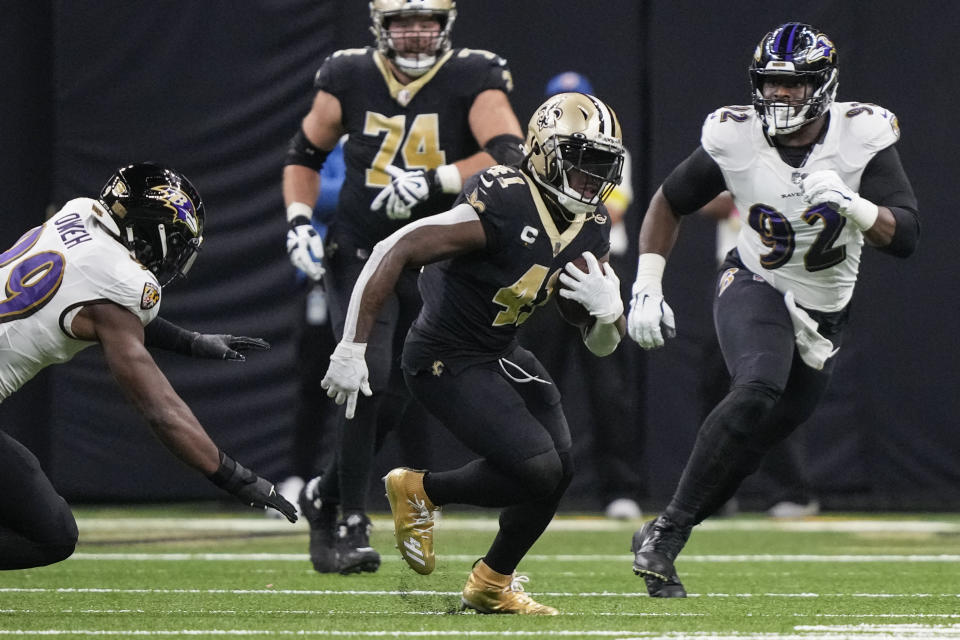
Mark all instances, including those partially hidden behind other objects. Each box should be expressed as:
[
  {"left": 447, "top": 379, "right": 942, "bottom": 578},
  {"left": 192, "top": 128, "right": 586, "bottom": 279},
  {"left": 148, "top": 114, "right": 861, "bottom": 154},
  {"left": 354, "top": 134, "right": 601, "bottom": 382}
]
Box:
[
  {"left": 370, "top": 0, "right": 456, "bottom": 78},
  {"left": 525, "top": 92, "right": 625, "bottom": 219}
]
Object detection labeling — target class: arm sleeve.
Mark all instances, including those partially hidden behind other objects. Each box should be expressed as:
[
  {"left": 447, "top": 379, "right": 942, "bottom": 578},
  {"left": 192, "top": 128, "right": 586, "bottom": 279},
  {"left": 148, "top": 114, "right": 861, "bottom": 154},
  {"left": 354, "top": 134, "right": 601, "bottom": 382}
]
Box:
[
  {"left": 860, "top": 145, "right": 920, "bottom": 257},
  {"left": 143, "top": 316, "right": 197, "bottom": 355},
  {"left": 661, "top": 146, "right": 728, "bottom": 215}
]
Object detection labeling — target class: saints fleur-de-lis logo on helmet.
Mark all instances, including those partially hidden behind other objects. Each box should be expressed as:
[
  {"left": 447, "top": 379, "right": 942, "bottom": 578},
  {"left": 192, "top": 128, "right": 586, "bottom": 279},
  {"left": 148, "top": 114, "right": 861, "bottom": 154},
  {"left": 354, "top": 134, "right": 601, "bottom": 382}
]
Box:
[{"left": 536, "top": 98, "right": 565, "bottom": 131}]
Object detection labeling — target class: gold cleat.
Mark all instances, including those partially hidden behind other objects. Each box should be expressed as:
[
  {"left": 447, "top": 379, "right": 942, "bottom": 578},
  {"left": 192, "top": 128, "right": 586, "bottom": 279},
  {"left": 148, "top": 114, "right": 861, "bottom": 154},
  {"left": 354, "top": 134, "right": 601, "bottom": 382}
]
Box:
[
  {"left": 383, "top": 467, "right": 437, "bottom": 575},
  {"left": 460, "top": 559, "right": 559, "bottom": 615}
]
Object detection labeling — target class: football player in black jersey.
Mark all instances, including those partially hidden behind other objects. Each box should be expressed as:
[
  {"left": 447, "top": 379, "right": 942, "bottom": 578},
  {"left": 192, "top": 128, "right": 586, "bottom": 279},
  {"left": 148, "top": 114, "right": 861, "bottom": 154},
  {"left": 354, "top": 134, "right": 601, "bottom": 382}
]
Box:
[
  {"left": 282, "top": 0, "right": 525, "bottom": 575},
  {"left": 321, "top": 93, "right": 627, "bottom": 614},
  {"left": 627, "top": 23, "right": 919, "bottom": 597}
]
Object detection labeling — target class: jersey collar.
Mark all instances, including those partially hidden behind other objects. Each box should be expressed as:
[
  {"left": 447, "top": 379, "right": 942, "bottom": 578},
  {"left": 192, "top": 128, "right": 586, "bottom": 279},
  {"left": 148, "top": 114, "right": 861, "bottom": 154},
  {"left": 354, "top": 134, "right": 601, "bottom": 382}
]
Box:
[
  {"left": 520, "top": 173, "right": 584, "bottom": 257},
  {"left": 373, "top": 50, "right": 454, "bottom": 106}
]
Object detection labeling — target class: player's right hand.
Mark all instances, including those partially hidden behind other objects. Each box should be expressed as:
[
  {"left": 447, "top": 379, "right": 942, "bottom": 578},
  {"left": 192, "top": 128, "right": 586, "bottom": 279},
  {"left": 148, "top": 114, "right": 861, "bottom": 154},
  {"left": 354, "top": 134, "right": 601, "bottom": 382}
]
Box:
[
  {"left": 627, "top": 281, "right": 676, "bottom": 349},
  {"left": 286, "top": 215, "right": 325, "bottom": 281},
  {"left": 321, "top": 341, "right": 373, "bottom": 419},
  {"left": 190, "top": 333, "right": 271, "bottom": 361}
]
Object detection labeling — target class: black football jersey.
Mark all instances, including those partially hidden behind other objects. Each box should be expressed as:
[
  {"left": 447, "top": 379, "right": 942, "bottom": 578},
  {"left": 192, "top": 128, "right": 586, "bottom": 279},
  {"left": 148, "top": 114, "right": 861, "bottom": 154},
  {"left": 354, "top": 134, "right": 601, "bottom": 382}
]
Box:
[
  {"left": 402, "top": 165, "right": 612, "bottom": 374},
  {"left": 315, "top": 47, "right": 514, "bottom": 251}
]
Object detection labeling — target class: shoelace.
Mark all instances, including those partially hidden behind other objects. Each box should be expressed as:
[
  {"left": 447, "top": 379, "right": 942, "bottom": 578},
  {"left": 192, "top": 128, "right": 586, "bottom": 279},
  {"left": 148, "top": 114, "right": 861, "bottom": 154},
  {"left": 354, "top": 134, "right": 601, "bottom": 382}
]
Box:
[
  {"left": 498, "top": 357, "right": 550, "bottom": 385},
  {"left": 504, "top": 573, "right": 530, "bottom": 593},
  {"left": 406, "top": 495, "right": 434, "bottom": 537}
]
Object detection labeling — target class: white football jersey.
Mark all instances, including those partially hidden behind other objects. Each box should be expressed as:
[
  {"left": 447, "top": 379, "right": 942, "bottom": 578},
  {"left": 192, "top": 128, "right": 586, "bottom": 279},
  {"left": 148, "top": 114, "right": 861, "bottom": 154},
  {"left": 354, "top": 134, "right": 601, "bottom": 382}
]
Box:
[
  {"left": 702, "top": 101, "right": 900, "bottom": 311},
  {"left": 0, "top": 198, "right": 161, "bottom": 401}
]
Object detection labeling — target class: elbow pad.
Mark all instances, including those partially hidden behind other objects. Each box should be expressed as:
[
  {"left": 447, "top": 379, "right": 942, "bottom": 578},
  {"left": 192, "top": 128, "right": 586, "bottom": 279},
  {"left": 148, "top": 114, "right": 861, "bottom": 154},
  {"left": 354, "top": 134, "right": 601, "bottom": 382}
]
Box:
[
  {"left": 285, "top": 127, "right": 330, "bottom": 171},
  {"left": 483, "top": 134, "right": 525, "bottom": 166}
]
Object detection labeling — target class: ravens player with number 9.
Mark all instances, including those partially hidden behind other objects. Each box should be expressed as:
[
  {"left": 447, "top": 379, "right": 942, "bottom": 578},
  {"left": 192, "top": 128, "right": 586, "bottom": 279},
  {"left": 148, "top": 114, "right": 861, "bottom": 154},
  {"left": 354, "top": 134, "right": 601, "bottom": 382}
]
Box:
[
  {"left": 321, "top": 92, "right": 626, "bottom": 614},
  {"left": 627, "top": 23, "right": 920, "bottom": 597},
  {"left": 0, "top": 163, "right": 295, "bottom": 570},
  {"left": 282, "top": 0, "right": 526, "bottom": 575}
]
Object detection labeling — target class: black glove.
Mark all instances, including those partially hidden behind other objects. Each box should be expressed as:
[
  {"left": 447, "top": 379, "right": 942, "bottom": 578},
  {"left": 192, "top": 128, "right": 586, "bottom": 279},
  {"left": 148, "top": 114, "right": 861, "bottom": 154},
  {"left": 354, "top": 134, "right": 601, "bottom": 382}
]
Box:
[
  {"left": 190, "top": 334, "right": 270, "bottom": 361},
  {"left": 208, "top": 451, "right": 297, "bottom": 523}
]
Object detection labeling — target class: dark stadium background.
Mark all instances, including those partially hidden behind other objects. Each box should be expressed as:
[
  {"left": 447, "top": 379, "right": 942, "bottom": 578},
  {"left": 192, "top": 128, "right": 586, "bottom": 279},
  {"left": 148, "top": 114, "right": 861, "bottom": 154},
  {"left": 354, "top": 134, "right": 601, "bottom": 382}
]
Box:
[{"left": 1, "top": 1, "right": 955, "bottom": 510}]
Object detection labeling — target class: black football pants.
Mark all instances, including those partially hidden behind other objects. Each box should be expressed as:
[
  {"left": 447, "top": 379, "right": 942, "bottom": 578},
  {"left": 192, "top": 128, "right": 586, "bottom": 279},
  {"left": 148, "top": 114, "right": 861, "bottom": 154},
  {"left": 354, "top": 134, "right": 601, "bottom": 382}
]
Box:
[
  {"left": 0, "top": 429, "right": 78, "bottom": 569},
  {"left": 666, "top": 256, "right": 846, "bottom": 527},
  {"left": 405, "top": 345, "right": 574, "bottom": 575}
]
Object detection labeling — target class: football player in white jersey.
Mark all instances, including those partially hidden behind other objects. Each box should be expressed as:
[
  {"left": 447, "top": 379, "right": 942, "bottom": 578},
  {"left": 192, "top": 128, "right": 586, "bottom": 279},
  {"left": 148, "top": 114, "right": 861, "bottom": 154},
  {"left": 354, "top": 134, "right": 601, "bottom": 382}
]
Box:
[
  {"left": 626, "top": 23, "right": 920, "bottom": 597},
  {"left": 0, "top": 163, "right": 296, "bottom": 570}
]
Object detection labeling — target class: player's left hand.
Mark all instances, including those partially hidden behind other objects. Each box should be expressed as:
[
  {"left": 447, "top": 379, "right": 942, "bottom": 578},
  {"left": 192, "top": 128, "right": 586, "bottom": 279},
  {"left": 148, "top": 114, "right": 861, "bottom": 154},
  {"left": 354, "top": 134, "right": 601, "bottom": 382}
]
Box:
[
  {"left": 208, "top": 452, "right": 297, "bottom": 523},
  {"left": 370, "top": 165, "right": 437, "bottom": 220},
  {"left": 557, "top": 252, "right": 624, "bottom": 325},
  {"left": 627, "top": 281, "right": 676, "bottom": 349},
  {"left": 190, "top": 334, "right": 271, "bottom": 361},
  {"left": 801, "top": 169, "right": 879, "bottom": 230},
  {"left": 320, "top": 341, "right": 373, "bottom": 419}
]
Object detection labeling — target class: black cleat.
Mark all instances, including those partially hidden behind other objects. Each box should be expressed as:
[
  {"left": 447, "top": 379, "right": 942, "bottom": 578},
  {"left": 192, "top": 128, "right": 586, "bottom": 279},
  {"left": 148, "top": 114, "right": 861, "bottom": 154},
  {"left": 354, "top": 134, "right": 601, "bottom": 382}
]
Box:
[
  {"left": 336, "top": 513, "right": 381, "bottom": 575},
  {"left": 299, "top": 476, "right": 340, "bottom": 573},
  {"left": 630, "top": 515, "right": 691, "bottom": 598}
]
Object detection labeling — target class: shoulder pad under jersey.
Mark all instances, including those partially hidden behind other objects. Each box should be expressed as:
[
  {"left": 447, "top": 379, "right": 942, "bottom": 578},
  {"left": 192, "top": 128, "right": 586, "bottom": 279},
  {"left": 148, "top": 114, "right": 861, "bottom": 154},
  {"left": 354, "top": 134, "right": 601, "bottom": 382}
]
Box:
[
  {"left": 314, "top": 47, "right": 375, "bottom": 91},
  {"left": 701, "top": 105, "right": 757, "bottom": 170},
  {"left": 832, "top": 101, "right": 900, "bottom": 151}
]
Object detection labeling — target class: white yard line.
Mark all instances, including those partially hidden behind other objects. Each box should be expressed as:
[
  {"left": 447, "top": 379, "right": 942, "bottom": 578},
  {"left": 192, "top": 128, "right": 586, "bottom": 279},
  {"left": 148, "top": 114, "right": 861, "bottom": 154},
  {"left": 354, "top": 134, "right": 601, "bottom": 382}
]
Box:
[
  {"left": 3, "top": 587, "right": 959, "bottom": 598},
  {"left": 60, "top": 552, "right": 960, "bottom": 563},
  {"left": 73, "top": 516, "right": 960, "bottom": 534},
  {"left": 1, "top": 629, "right": 960, "bottom": 638}
]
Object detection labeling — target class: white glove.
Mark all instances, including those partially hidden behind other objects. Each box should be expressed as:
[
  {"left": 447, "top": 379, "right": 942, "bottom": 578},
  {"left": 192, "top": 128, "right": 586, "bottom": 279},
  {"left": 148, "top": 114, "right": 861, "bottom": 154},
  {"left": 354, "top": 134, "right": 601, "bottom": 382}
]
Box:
[
  {"left": 801, "top": 169, "right": 879, "bottom": 231},
  {"left": 627, "top": 253, "right": 676, "bottom": 349},
  {"left": 370, "top": 165, "right": 435, "bottom": 220},
  {"left": 320, "top": 341, "right": 373, "bottom": 419},
  {"left": 557, "top": 252, "right": 623, "bottom": 325},
  {"left": 286, "top": 216, "right": 325, "bottom": 281}
]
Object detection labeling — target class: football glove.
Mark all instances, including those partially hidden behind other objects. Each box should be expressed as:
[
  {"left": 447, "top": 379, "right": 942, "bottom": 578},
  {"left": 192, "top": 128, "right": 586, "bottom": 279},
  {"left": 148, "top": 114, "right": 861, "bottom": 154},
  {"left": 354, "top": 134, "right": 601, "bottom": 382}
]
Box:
[
  {"left": 208, "top": 451, "right": 297, "bottom": 523},
  {"left": 627, "top": 253, "right": 676, "bottom": 349},
  {"left": 286, "top": 214, "right": 325, "bottom": 281},
  {"left": 370, "top": 164, "right": 439, "bottom": 220},
  {"left": 801, "top": 169, "right": 879, "bottom": 231},
  {"left": 557, "top": 252, "right": 624, "bottom": 325},
  {"left": 190, "top": 333, "right": 270, "bottom": 361},
  {"left": 320, "top": 341, "right": 373, "bottom": 419}
]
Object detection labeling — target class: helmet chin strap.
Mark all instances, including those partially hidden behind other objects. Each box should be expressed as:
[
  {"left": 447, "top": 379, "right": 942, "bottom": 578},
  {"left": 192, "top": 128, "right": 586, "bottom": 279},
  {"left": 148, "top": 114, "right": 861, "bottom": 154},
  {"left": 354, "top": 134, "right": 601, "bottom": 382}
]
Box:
[
  {"left": 392, "top": 53, "right": 436, "bottom": 77},
  {"left": 765, "top": 101, "right": 811, "bottom": 137},
  {"left": 527, "top": 162, "right": 599, "bottom": 223},
  {"left": 555, "top": 193, "right": 597, "bottom": 219}
]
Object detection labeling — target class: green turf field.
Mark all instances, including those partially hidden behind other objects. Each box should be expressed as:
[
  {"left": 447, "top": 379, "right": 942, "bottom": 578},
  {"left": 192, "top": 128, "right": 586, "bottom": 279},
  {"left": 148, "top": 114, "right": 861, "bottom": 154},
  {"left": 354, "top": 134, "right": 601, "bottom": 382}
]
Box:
[{"left": 2, "top": 506, "right": 960, "bottom": 638}]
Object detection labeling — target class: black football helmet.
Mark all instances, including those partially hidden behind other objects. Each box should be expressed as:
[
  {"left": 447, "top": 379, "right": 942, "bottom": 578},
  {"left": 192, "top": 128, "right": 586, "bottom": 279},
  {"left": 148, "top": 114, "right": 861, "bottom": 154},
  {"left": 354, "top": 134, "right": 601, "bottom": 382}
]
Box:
[
  {"left": 749, "top": 22, "right": 839, "bottom": 135},
  {"left": 98, "top": 163, "right": 204, "bottom": 286}
]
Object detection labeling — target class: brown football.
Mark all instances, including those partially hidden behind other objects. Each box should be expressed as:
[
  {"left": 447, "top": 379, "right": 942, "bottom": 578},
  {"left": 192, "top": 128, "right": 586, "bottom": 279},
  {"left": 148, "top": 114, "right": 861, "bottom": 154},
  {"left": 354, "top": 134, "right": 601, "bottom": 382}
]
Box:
[{"left": 555, "top": 255, "right": 593, "bottom": 328}]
